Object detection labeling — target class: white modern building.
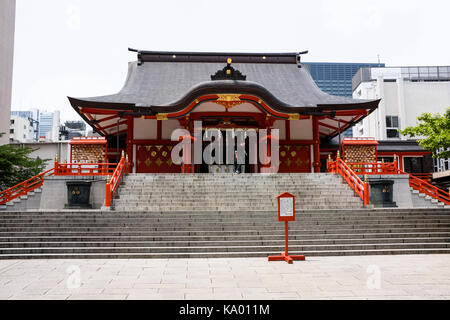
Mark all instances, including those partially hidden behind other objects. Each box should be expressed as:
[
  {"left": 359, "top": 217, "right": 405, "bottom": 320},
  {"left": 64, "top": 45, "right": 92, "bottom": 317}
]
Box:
[
  {"left": 0, "top": 0, "right": 16, "bottom": 145},
  {"left": 10, "top": 109, "right": 40, "bottom": 142},
  {"left": 9, "top": 114, "right": 32, "bottom": 142},
  {"left": 352, "top": 66, "right": 450, "bottom": 140},
  {"left": 39, "top": 110, "right": 60, "bottom": 142},
  {"left": 352, "top": 66, "right": 450, "bottom": 173}
]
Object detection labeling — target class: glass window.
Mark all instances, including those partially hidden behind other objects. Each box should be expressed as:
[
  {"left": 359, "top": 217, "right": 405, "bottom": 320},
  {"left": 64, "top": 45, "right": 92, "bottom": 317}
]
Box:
[
  {"left": 404, "top": 157, "right": 424, "bottom": 173},
  {"left": 386, "top": 116, "right": 399, "bottom": 129},
  {"left": 387, "top": 128, "right": 400, "bottom": 138}
]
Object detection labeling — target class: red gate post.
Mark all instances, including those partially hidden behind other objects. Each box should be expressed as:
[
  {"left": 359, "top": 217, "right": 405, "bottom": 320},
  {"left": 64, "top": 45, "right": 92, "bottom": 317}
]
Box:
[{"left": 268, "top": 192, "right": 305, "bottom": 264}]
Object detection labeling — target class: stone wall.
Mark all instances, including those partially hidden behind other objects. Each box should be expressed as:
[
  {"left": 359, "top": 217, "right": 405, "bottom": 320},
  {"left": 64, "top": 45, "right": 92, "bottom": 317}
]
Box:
[
  {"left": 40, "top": 176, "right": 106, "bottom": 209},
  {"left": 367, "top": 175, "right": 413, "bottom": 208}
]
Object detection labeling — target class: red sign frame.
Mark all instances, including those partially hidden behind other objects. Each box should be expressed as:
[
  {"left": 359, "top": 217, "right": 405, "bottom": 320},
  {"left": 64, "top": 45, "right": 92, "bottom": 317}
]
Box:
[{"left": 277, "top": 192, "right": 295, "bottom": 222}]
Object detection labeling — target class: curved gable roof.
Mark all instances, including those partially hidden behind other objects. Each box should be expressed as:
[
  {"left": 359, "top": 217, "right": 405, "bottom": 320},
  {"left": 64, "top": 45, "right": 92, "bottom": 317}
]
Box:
[{"left": 69, "top": 51, "right": 379, "bottom": 112}]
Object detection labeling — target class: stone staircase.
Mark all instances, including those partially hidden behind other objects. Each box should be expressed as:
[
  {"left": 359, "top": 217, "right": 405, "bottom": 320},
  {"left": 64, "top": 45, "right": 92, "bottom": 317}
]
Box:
[
  {"left": 0, "top": 208, "right": 449, "bottom": 259},
  {"left": 1, "top": 173, "right": 449, "bottom": 259},
  {"left": 0, "top": 188, "right": 42, "bottom": 211},
  {"left": 410, "top": 188, "right": 449, "bottom": 208},
  {"left": 113, "top": 173, "right": 365, "bottom": 211}
]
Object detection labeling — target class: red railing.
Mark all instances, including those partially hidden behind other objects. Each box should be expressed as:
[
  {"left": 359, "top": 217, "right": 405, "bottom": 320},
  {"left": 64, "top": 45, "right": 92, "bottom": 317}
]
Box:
[
  {"left": 410, "top": 173, "right": 432, "bottom": 182},
  {"left": 345, "top": 161, "right": 398, "bottom": 175},
  {"left": 0, "top": 168, "right": 54, "bottom": 205},
  {"left": 54, "top": 162, "right": 116, "bottom": 176},
  {"left": 328, "top": 158, "right": 369, "bottom": 205},
  {"left": 332, "top": 159, "right": 449, "bottom": 206},
  {"left": 398, "top": 169, "right": 450, "bottom": 205},
  {"left": 104, "top": 154, "right": 128, "bottom": 207}
]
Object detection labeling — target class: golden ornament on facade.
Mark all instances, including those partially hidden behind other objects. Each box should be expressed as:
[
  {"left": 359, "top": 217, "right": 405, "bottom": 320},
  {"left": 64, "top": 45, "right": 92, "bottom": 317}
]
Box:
[
  {"left": 162, "top": 151, "right": 168, "bottom": 157},
  {"left": 288, "top": 114, "right": 300, "bottom": 120},
  {"left": 151, "top": 151, "right": 157, "bottom": 157},
  {"left": 144, "top": 158, "right": 151, "bottom": 166},
  {"left": 156, "top": 145, "right": 163, "bottom": 151},
  {"left": 155, "top": 158, "right": 163, "bottom": 167},
  {"left": 167, "top": 146, "right": 173, "bottom": 151},
  {"left": 213, "top": 94, "right": 245, "bottom": 109},
  {"left": 280, "top": 151, "right": 286, "bottom": 157},
  {"left": 166, "top": 159, "right": 172, "bottom": 167},
  {"left": 286, "top": 158, "right": 292, "bottom": 167},
  {"left": 291, "top": 151, "right": 297, "bottom": 157},
  {"left": 156, "top": 113, "right": 168, "bottom": 120},
  {"left": 145, "top": 146, "right": 151, "bottom": 151},
  {"left": 296, "top": 158, "right": 303, "bottom": 167}
]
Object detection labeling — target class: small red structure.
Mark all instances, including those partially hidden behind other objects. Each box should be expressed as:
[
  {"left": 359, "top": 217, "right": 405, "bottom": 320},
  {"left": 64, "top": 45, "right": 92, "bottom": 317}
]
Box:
[
  {"left": 341, "top": 137, "right": 378, "bottom": 163},
  {"left": 69, "top": 136, "right": 108, "bottom": 163},
  {"left": 268, "top": 192, "right": 306, "bottom": 264}
]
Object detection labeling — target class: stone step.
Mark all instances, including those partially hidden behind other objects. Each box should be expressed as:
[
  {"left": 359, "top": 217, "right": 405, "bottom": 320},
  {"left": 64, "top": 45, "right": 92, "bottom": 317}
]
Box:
[
  {"left": 0, "top": 208, "right": 448, "bottom": 217},
  {"left": 1, "top": 236, "right": 449, "bottom": 248},
  {"left": 4, "top": 217, "right": 450, "bottom": 228},
  {"left": 1, "top": 221, "right": 449, "bottom": 232},
  {"left": 1, "top": 242, "right": 449, "bottom": 255},
  {"left": 1, "top": 226, "right": 449, "bottom": 238},
  {"left": 2, "top": 248, "right": 450, "bottom": 259},
  {"left": 2, "top": 214, "right": 449, "bottom": 223},
  {"left": 1, "top": 231, "right": 449, "bottom": 242}
]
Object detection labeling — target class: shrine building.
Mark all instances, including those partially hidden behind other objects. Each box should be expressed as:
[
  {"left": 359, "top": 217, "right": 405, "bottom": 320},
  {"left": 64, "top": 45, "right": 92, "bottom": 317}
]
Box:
[{"left": 68, "top": 49, "right": 380, "bottom": 173}]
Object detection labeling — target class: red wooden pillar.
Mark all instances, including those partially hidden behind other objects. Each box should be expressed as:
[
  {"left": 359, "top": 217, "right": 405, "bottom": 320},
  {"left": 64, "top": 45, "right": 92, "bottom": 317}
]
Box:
[
  {"left": 126, "top": 117, "right": 134, "bottom": 173},
  {"left": 312, "top": 116, "right": 321, "bottom": 173}
]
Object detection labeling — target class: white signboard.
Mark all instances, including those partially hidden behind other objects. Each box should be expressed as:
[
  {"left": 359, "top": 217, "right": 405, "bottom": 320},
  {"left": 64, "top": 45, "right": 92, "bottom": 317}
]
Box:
[{"left": 279, "top": 197, "right": 294, "bottom": 217}]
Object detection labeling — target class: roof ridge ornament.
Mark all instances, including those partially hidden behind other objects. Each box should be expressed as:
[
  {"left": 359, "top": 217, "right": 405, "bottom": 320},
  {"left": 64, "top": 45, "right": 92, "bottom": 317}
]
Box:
[{"left": 211, "top": 58, "right": 247, "bottom": 81}]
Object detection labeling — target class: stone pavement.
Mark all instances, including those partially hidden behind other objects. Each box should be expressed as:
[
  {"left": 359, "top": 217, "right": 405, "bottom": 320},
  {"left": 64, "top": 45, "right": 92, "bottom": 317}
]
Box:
[{"left": 0, "top": 254, "right": 449, "bottom": 300}]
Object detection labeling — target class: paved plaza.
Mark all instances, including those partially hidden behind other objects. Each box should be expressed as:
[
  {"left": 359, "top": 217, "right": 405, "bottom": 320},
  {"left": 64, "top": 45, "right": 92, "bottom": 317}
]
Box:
[{"left": 0, "top": 254, "right": 449, "bottom": 300}]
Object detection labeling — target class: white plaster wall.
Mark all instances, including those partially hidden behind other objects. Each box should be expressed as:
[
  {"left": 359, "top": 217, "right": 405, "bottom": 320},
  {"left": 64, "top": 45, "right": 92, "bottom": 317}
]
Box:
[
  {"left": 191, "top": 102, "right": 225, "bottom": 113},
  {"left": 403, "top": 82, "right": 450, "bottom": 129},
  {"left": 383, "top": 82, "right": 399, "bottom": 116},
  {"left": 12, "top": 142, "right": 70, "bottom": 171},
  {"left": 133, "top": 118, "right": 157, "bottom": 139},
  {"left": 228, "top": 103, "right": 262, "bottom": 113},
  {"left": 271, "top": 120, "right": 286, "bottom": 140},
  {"left": 353, "top": 82, "right": 379, "bottom": 138},
  {"left": 290, "top": 119, "right": 313, "bottom": 140},
  {"left": 162, "top": 120, "right": 183, "bottom": 140}
]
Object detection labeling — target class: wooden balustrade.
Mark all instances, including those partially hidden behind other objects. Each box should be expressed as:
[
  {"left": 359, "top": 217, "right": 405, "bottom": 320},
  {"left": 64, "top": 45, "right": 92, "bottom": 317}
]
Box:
[
  {"left": 328, "top": 157, "right": 369, "bottom": 205},
  {"left": 104, "top": 153, "right": 128, "bottom": 208},
  {"left": 0, "top": 168, "right": 54, "bottom": 205}
]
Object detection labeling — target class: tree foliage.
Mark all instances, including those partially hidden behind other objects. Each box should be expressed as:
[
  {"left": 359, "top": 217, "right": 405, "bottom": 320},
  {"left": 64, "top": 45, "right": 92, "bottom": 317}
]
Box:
[
  {"left": 400, "top": 108, "right": 450, "bottom": 159},
  {"left": 0, "top": 136, "right": 49, "bottom": 191}
]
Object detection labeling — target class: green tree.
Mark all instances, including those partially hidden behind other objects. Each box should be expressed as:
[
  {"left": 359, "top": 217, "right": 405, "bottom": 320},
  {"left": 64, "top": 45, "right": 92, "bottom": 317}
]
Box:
[
  {"left": 0, "top": 134, "right": 49, "bottom": 190},
  {"left": 400, "top": 108, "right": 450, "bottom": 159}
]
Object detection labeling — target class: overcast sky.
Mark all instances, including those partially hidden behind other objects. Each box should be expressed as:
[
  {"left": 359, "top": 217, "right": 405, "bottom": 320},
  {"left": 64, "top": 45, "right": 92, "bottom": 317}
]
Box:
[{"left": 11, "top": 0, "right": 450, "bottom": 122}]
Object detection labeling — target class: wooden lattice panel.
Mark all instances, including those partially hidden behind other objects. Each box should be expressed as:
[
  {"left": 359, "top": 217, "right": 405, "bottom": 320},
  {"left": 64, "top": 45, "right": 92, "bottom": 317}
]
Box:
[
  {"left": 72, "top": 144, "right": 105, "bottom": 163},
  {"left": 344, "top": 145, "right": 377, "bottom": 163}
]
